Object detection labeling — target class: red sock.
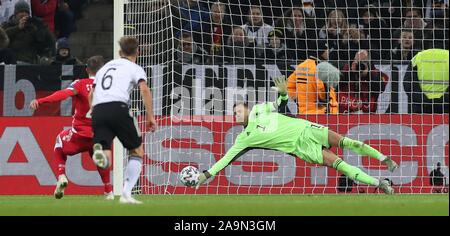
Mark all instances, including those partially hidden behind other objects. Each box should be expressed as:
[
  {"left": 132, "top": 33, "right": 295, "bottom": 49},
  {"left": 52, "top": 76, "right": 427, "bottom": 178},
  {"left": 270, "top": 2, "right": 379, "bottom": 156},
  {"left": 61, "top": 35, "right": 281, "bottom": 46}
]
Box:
[
  {"left": 55, "top": 148, "right": 67, "bottom": 177},
  {"left": 104, "top": 184, "right": 113, "bottom": 194},
  {"left": 97, "top": 166, "right": 112, "bottom": 193}
]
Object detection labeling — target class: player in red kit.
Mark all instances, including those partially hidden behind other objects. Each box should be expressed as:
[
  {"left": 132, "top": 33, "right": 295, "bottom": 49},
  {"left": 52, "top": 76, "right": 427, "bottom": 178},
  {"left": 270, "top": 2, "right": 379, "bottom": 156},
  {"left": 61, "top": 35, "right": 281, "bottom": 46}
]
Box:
[{"left": 29, "top": 56, "right": 113, "bottom": 200}]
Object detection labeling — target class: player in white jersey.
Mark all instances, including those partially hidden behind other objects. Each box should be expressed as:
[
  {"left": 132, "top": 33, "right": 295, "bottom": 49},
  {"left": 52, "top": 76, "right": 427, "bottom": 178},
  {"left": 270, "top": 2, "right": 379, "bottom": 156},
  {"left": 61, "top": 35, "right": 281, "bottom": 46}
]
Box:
[{"left": 90, "top": 36, "right": 157, "bottom": 204}]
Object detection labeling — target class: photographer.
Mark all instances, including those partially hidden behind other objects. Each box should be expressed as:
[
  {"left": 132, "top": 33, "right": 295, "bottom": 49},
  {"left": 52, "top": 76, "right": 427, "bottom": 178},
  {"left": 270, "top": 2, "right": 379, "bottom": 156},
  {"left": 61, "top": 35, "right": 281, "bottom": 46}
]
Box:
[
  {"left": 1, "top": 0, "right": 55, "bottom": 64},
  {"left": 338, "top": 50, "right": 386, "bottom": 113}
]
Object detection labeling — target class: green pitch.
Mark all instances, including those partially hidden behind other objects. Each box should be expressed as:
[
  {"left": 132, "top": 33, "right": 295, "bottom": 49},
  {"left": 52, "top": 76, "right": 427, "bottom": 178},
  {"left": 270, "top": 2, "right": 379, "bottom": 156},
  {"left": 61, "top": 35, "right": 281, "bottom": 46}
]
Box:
[{"left": 0, "top": 195, "right": 447, "bottom": 216}]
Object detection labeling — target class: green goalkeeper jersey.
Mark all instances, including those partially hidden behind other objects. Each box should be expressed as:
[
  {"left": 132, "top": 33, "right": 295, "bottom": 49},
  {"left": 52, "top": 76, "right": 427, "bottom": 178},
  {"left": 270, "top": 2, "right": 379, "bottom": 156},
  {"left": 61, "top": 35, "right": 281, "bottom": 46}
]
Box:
[{"left": 207, "top": 95, "right": 326, "bottom": 176}]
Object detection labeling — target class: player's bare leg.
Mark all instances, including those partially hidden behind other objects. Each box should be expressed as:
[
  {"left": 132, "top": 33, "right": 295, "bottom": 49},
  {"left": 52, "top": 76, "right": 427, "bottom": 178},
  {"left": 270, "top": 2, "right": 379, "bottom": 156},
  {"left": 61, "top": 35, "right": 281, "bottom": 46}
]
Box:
[
  {"left": 54, "top": 148, "right": 68, "bottom": 199},
  {"left": 120, "top": 145, "right": 144, "bottom": 204},
  {"left": 322, "top": 149, "right": 394, "bottom": 194},
  {"left": 327, "top": 130, "right": 399, "bottom": 172}
]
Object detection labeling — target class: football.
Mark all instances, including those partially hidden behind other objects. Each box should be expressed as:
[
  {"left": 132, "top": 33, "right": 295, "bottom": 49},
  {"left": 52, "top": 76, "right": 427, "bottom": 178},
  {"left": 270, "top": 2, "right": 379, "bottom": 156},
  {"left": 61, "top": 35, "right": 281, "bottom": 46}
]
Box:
[{"left": 179, "top": 166, "right": 200, "bottom": 186}]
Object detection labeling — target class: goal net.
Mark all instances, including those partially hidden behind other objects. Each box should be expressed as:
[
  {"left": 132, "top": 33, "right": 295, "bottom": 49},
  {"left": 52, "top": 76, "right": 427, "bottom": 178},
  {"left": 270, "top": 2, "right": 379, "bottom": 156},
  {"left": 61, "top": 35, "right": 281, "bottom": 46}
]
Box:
[{"left": 117, "top": 0, "right": 449, "bottom": 194}]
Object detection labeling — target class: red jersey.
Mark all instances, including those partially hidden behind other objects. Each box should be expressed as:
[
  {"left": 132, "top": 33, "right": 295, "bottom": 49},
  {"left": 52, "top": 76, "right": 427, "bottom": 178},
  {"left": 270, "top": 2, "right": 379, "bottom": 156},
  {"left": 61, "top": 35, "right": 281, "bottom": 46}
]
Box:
[{"left": 67, "top": 78, "right": 94, "bottom": 138}]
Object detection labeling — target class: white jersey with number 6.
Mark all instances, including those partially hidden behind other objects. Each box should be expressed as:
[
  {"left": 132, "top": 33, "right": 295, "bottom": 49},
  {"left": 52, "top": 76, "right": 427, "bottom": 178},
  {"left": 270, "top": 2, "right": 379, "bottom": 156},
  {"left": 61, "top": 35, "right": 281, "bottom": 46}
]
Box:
[{"left": 92, "top": 58, "right": 147, "bottom": 107}]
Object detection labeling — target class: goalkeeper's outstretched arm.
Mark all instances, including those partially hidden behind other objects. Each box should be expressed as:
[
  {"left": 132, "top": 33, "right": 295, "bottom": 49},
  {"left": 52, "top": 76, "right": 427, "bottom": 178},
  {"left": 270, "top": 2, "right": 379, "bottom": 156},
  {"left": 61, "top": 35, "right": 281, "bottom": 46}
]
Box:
[
  {"left": 195, "top": 138, "right": 249, "bottom": 189},
  {"left": 205, "top": 141, "right": 249, "bottom": 177}
]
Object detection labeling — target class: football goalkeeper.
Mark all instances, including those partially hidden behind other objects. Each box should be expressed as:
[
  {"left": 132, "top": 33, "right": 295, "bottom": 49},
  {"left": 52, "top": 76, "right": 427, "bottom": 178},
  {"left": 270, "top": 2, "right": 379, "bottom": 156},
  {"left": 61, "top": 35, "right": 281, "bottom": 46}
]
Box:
[{"left": 195, "top": 76, "right": 398, "bottom": 194}]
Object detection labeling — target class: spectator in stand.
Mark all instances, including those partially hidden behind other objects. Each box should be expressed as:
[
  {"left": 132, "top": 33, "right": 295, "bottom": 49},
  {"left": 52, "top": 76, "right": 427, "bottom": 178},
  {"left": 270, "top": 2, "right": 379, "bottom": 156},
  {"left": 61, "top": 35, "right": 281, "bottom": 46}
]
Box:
[
  {"left": 0, "top": 27, "right": 17, "bottom": 64},
  {"left": 403, "top": 48, "right": 449, "bottom": 113},
  {"left": 388, "top": 0, "right": 427, "bottom": 28},
  {"left": 0, "top": 0, "right": 30, "bottom": 25},
  {"left": 310, "top": 39, "right": 330, "bottom": 62},
  {"left": 175, "top": 32, "right": 208, "bottom": 64},
  {"left": 54, "top": 0, "right": 75, "bottom": 39},
  {"left": 206, "top": 1, "right": 232, "bottom": 65},
  {"left": 378, "top": 0, "right": 396, "bottom": 28},
  {"left": 318, "top": 10, "right": 348, "bottom": 63},
  {"left": 122, "top": 1, "right": 167, "bottom": 65},
  {"left": 389, "top": 29, "right": 420, "bottom": 61},
  {"left": 403, "top": 8, "right": 428, "bottom": 29},
  {"left": 339, "top": 27, "right": 370, "bottom": 62},
  {"left": 302, "top": 0, "right": 326, "bottom": 31},
  {"left": 424, "top": 0, "right": 447, "bottom": 19},
  {"left": 314, "top": 0, "right": 361, "bottom": 26},
  {"left": 67, "top": 0, "right": 87, "bottom": 21},
  {"left": 264, "top": 29, "right": 295, "bottom": 64},
  {"left": 403, "top": 8, "right": 448, "bottom": 49},
  {"left": 423, "top": 0, "right": 449, "bottom": 49},
  {"left": 31, "top": 0, "right": 57, "bottom": 34},
  {"left": 275, "top": 6, "right": 312, "bottom": 62},
  {"left": 299, "top": 0, "right": 326, "bottom": 58},
  {"left": 358, "top": 5, "right": 391, "bottom": 61},
  {"left": 1, "top": 0, "right": 31, "bottom": 25},
  {"left": 1, "top": 0, "right": 55, "bottom": 64},
  {"left": 241, "top": 5, "right": 274, "bottom": 58},
  {"left": 402, "top": 7, "right": 435, "bottom": 49},
  {"left": 172, "top": 0, "right": 210, "bottom": 47},
  {"left": 223, "top": 26, "right": 255, "bottom": 64},
  {"left": 338, "top": 50, "right": 387, "bottom": 113},
  {"left": 49, "top": 37, "right": 81, "bottom": 65}
]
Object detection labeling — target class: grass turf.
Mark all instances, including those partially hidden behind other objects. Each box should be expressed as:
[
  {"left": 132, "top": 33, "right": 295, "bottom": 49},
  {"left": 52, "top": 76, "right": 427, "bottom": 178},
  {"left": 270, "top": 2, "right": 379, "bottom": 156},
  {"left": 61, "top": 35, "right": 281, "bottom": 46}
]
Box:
[{"left": 0, "top": 194, "right": 447, "bottom": 216}]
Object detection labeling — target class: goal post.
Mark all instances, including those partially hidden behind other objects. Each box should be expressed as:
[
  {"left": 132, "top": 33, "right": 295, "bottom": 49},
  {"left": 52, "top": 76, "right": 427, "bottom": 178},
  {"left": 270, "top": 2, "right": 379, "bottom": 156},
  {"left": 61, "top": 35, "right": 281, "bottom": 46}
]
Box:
[
  {"left": 114, "top": 0, "right": 449, "bottom": 195},
  {"left": 112, "top": 0, "right": 125, "bottom": 196}
]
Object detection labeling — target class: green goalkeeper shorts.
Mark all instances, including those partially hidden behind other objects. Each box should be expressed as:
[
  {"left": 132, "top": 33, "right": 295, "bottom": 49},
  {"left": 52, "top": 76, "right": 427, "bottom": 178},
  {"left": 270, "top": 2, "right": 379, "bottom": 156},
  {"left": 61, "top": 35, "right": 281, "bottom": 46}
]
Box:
[{"left": 294, "top": 123, "right": 330, "bottom": 165}]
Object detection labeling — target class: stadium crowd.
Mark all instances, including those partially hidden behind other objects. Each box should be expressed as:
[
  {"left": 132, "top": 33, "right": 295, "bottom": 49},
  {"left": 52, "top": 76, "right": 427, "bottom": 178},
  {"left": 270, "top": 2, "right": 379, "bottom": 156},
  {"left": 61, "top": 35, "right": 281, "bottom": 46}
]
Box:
[
  {"left": 1, "top": 0, "right": 449, "bottom": 114},
  {"left": 168, "top": 0, "right": 448, "bottom": 62},
  {"left": 0, "top": 0, "right": 89, "bottom": 65},
  {"left": 167, "top": 0, "right": 449, "bottom": 114}
]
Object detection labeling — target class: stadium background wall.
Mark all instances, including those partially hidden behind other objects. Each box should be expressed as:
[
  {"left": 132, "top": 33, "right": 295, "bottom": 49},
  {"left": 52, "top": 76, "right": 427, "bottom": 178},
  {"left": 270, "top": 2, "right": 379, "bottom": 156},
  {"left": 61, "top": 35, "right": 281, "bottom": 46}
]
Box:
[{"left": 0, "top": 65, "right": 448, "bottom": 195}]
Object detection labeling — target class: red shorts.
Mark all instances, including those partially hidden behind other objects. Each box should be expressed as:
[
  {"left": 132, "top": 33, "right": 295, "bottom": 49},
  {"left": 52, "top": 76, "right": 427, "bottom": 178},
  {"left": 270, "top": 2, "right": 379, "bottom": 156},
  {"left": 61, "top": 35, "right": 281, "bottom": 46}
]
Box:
[{"left": 54, "top": 129, "right": 94, "bottom": 156}]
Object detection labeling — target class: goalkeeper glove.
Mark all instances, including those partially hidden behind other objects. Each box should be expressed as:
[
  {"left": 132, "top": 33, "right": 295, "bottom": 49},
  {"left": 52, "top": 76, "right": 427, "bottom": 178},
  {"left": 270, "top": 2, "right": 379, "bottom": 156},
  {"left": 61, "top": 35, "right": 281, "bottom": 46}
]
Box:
[
  {"left": 194, "top": 171, "right": 210, "bottom": 190},
  {"left": 271, "top": 76, "right": 288, "bottom": 96}
]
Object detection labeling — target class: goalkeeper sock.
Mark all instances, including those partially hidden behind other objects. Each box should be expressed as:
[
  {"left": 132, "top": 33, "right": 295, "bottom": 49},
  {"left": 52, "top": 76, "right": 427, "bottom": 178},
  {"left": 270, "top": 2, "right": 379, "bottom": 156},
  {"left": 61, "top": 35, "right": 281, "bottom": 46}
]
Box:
[
  {"left": 333, "top": 158, "right": 379, "bottom": 186},
  {"left": 339, "top": 137, "right": 386, "bottom": 161},
  {"left": 122, "top": 156, "right": 142, "bottom": 197},
  {"left": 55, "top": 148, "right": 67, "bottom": 177}
]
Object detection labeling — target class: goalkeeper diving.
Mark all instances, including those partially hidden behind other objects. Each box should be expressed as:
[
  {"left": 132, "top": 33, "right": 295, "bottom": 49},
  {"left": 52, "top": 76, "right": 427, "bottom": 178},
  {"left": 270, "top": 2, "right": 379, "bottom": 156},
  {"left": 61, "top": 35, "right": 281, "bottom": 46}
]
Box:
[{"left": 195, "top": 67, "right": 398, "bottom": 194}]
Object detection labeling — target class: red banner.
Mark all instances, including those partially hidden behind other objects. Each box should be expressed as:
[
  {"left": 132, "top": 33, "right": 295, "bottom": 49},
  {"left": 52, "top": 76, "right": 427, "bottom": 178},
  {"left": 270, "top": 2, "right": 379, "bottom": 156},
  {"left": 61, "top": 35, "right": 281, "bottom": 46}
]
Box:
[
  {"left": 0, "top": 115, "right": 448, "bottom": 195},
  {"left": 0, "top": 117, "right": 104, "bottom": 195}
]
